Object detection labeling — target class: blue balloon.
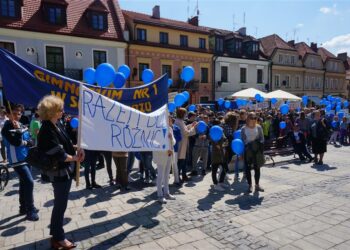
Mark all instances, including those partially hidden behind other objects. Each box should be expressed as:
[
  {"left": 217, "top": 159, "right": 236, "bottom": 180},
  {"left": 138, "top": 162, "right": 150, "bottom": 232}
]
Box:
[
  {"left": 174, "top": 94, "right": 186, "bottom": 107},
  {"left": 197, "top": 121, "right": 208, "bottom": 134},
  {"left": 336, "top": 105, "right": 341, "bottom": 112},
  {"left": 231, "top": 139, "right": 244, "bottom": 155},
  {"left": 271, "top": 98, "right": 278, "bottom": 105},
  {"left": 168, "top": 102, "right": 176, "bottom": 112},
  {"left": 255, "top": 94, "right": 262, "bottom": 101},
  {"left": 83, "top": 68, "right": 95, "bottom": 84},
  {"left": 117, "top": 64, "right": 130, "bottom": 79},
  {"left": 331, "top": 120, "right": 338, "bottom": 128},
  {"left": 280, "top": 104, "right": 289, "bottom": 115},
  {"left": 279, "top": 121, "right": 286, "bottom": 129},
  {"left": 113, "top": 72, "right": 126, "bottom": 88},
  {"left": 259, "top": 96, "right": 265, "bottom": 102},
  {"left": 142, "top": 69, "right": 154, "bottom": 84},
  {"left": 224, "top": 100, "right": 231, "bottom": 109},
  {"left": 344, "top": 101, "right": 349, "bottom": 108},
  {"left": 236, "top": 99, "right": 242, "bottom": 107},
  {"left": 182, "top": 91, "right": 190, "bottom": 101},
  {"left": 302, "top": 95, "right": 308, "bottom": 106},
  {"left": 70, "top": 118, "right": 79, "bottom": 129},
  {"left": 209, "top": 126, "right": 223, "bottom": 142},
  {"left": 327, "top": 95, "right": 333, "bottom": 101},
  {"left": 325, "top": 105, "right": 332, "bottom": 112},
  {"left": 217, "top": 98, "right": 224, "bottom": 105},
  {"left": 181, "top": 66, "right": 195, "bottom": 82},
  {"left": 338, "top": 112, "right": 345, "bottom": 119},
  {"left": 233, "top": 130, "right": 241, "bottom": 139},
  {"left": 188, "top": 104, "right": 196, "bottom": 112},
  {"left": 95, "top": 63, "right": 116, "bottom": 87},
  {"left": 168, "top": 79, "right": 173, "bottom": 87}
]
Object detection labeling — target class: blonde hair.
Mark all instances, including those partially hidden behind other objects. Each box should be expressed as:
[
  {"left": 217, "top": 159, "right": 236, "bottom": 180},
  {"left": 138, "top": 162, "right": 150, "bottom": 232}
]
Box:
[{"left": 37, "top": 95, "right": 64, "bottom": 120}]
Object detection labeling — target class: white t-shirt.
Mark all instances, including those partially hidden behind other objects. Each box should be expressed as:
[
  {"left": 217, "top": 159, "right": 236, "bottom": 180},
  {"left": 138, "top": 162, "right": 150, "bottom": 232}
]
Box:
[{"left": 245, "top": 126, "right": 259, "bottom": 144}]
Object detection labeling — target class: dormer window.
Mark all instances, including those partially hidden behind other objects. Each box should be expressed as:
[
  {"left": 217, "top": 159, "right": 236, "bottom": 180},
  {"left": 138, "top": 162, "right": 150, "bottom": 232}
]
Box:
[
  {"left": 47, "top": 6, "right": 65, "bottom": 25},
  {"left": 91, "top": 12, "right": 107, "bottom": 31},
  {"left": 0, "top": 0, "right": 21, "bottom": 18}
]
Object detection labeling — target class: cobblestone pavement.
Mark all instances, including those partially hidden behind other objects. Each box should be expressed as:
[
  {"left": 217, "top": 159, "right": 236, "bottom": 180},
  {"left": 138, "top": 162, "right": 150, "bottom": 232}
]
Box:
[{"left": 1, "top": 146, "right": 350, "bottom": 250}]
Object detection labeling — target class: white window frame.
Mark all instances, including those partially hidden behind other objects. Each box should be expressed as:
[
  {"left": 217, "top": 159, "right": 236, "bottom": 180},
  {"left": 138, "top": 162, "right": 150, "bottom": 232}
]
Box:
[
  {"left": 279, "top": 54, "right": 283, "bottom": 64},
  {"left": 274, "top": 74, "right": 280, "bottom": 87},
  {"left": 291, "top": 56, "right": 295, "bottom": 65},
  {"left": 0, "top": 39, "right": 17, "bottom": 55},
  {"left": 239, "top": 64, "right": 248, "bottom": 84},
  {"left": 330, "top": 79, "right": 334, "bottom": 89},
  {"left": 44, "top": 44, "right": 66, "bottom": 71},
  {"left": 285, "top": 75, "right": 290, "bottom": 88},
  {"left": 92, "top": 48, "right": 109, "bottom": 68},
  {"left": 219, "top": 62, "right": 230, "bottom": 83},
  {"left": 295, "top": 75, "right": 300, "bottom": 88}
]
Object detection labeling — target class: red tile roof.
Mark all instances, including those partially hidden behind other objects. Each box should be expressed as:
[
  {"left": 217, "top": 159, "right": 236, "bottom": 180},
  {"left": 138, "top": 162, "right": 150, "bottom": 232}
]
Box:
[
  {"left": 259, "top": 34, "right": 296, "bottom": 57},
  {"left": 294, "top": 42, "right": 318, "bottom": 59},
  {"left": 317, "top": 47, "right": 338, "bottom": 62},
  {"left": 122, "top": 10, "right": 210, "bottom": 35},
  {"left": 0, "top": 0, "right": 125, "bottom": 42}
]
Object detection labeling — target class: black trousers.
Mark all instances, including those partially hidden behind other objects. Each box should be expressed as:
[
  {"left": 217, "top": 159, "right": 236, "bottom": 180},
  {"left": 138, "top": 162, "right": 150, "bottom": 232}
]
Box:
[
  {"left": 294, "top": 144, "right": 312, "bottom": 160},
  {"left": 245, "top": 163, "right": 260, "bottom": 186},
  {"left": 211, "top": 163, "right": 227, "bottom": 185}
]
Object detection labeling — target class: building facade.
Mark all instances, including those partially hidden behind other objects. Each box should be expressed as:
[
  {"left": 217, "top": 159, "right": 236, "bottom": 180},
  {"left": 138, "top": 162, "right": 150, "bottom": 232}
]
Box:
[
  {"left": 0, "top": 0, "right": 126, "bottom": 89},
  {"left": 123, "top": 6, "right": 213, "bottom": 103},
  {"left": 211, "top": 28, "right": 269, "bottom": 99}
]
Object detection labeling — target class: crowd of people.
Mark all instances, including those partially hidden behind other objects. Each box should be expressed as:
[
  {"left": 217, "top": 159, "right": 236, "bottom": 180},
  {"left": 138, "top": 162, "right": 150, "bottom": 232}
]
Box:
[{"left": 1, "top": 96, "right": 349, "bottom": 249}]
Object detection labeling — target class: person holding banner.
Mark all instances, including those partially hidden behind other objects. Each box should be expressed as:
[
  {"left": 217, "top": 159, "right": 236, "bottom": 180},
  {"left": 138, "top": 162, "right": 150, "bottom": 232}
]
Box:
[
  {"left": 1, "top": 104, "right": 38, "bottom": 221},
  {"left": 153, "top": 116, "right": 176, "bottom": 203},
  {"left": 37, "top": 96, "right": 84, "bottom": 250},
  {"left": 174, "top": 108, "right": 197, "bottom": 183}
]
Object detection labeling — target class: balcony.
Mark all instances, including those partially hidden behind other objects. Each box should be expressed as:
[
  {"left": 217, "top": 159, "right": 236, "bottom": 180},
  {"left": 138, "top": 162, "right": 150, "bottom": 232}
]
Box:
[{"left": 169, "top": 79, "right": 200, "bottom": 91}]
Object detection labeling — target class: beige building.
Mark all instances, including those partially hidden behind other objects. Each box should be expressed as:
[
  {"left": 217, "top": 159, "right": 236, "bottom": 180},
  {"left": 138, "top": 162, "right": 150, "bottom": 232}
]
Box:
[{"left": 260, "top": 34, "right": 304, "bottom": 95}]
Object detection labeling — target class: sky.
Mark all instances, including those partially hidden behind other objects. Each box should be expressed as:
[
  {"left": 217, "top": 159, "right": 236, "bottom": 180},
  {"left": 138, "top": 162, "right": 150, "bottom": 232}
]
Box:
[{"left": 119, "top": 0, "right": 350, "bottom": 56}]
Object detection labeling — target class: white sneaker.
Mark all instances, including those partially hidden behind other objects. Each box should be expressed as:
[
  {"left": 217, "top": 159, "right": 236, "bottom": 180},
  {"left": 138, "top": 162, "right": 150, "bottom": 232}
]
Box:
[
  {"left": 165, "top": 194, "right": 176, "bottom": 200},
  {"left": 158, "top": 197, "right": 167, "bottom": 204},
  {"left": 214, "top": 184, "right": 225, "bottom": 191}
]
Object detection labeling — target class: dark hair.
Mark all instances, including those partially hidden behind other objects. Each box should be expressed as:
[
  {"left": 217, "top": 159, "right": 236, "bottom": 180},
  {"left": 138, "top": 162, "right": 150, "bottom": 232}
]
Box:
[
  {"left": 176, "top": 108, "right": 187, "bottom": 120},
  {"left": 5, "top": 103, "right": 22, "bottom": 114},
  {"left": 212, "top": 119, "right": 221, "bottom": 126},
  {"left": 224, "top": 112, "right": 239, "bottom": 130}
]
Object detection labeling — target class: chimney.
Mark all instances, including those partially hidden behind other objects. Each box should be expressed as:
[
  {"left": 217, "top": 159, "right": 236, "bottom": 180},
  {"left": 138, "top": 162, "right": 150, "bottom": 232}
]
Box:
[
  {"left": 337, "top": 52, "right": 348, "bottom": 61},
  {"left": 288, "top": 40, "right": 295, "bottom": 47},
  {"left": 237, "top": 27, "right": 246, "bottom": 36},
  {"left": 152, "top": 5, "right": 160, "bottom": 19},
  {"left": 188, "top": 16, "right": 199, "bottom": 26},
  {"left": 310, "top": 42, "right": 318, "bottom": 52}
]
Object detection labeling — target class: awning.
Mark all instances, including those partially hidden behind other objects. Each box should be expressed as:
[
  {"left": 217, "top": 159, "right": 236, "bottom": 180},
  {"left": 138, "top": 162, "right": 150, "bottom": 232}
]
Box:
[
  {"left": 230, "top": 88, "right": 267, "bottom": 99},
  {"left": 265, "top": 90, "right": 301, "bottom": 101},
  {"left": 308, "top": 96, "right": 322, "bottom": 105}
]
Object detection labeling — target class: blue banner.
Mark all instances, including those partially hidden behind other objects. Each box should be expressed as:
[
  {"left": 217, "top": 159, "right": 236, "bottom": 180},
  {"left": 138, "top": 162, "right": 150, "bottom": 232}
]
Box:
[{"left": 0, "top": 48, "right": 168, "bottom": 115}]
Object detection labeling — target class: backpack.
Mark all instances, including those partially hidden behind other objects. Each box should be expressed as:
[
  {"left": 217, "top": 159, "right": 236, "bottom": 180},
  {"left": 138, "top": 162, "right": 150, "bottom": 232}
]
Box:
[{"left": 25, "top": 146, "right": 59, "bottom": 171}]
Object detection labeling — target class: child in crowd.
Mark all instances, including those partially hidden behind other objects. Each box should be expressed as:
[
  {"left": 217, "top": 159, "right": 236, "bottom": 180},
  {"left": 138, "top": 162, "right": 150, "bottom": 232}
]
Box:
[{"left": 288, "top": 124, "right": 313, "bottom": 162}]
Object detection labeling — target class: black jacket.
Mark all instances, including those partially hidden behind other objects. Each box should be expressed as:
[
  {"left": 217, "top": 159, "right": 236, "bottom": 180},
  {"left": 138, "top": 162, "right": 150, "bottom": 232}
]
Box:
[{"left": 37, "top": 120, "right": 76, "bottom": 182}]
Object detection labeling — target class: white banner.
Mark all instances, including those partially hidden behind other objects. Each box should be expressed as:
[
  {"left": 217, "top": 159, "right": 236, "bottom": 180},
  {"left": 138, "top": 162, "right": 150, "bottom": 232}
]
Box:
[{"left": 80, "top": 85, "right": 169, "bottom": 151}]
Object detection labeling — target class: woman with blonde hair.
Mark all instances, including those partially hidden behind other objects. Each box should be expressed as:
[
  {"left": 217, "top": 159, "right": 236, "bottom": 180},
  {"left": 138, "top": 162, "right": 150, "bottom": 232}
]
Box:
[{"left": 37, "top": 95, "right": 84, "bottom": 249}]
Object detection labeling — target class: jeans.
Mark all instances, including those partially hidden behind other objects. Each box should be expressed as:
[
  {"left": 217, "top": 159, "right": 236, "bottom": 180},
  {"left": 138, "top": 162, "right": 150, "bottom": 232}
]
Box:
[
  {"left": 50, "top": 180, "right": 72, "bottom": 241},
  {"left": 140, "top": 152, "right": 156, "bottom": 179},
  {"left": 84, "top": 150, "right": 98, "bottom": 186},
  {"left": 192, "top": 146, "right": 208, "bottom": 173},
  {"left": 177, "top": 159, "right": 187, "bottom": 178},
  {"left": 14, "top": 164, "right": 35, "bottom": 212},
  {"left": 127, "top": 152, "right": 135, "bottom": 174}
]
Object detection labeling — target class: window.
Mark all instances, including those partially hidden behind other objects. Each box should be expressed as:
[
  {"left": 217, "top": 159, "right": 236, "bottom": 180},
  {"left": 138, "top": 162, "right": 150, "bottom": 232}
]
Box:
[
  {"left": 221, "top": 66, "right": 228, "bottom": 82},
  {"left": 279, "top": 54, "right": 283, "bottom": 63},
  {"left": 295, "top": 76, "right": 300, "bottom": 88},
  {"left": 215, "top": 37, "right": 224, "bottom": 52},
  {"left": 139, "top": 63, "right": 149, "bottom": 81},
  {"left": 310, "top": 58, "right": 314, "bottom": 68},
  {"left": 137, "top": 29, "right": 147, "bottom": 41},
  {"left": 235, "top": 40, "right": 242, "bottom": 54},
  {"left": 240, "top": 68, "right": 247, "bottom": 83},
  {"left": 91, "top": 13, "right": 107, "bottom": 30},
  {"left": 325, "top": 79, "right": 329, "bottom": 89},
  {"left": 180, "top": 35, "right": 188, "bottom": 47},
  {"left": 274, "top": 75, "right": 280, "bottom": 87},
  {"left": 305, "top": 76, "right": 309, "bottom": 89},
  {"left": 285, "top": 55, "right": 290, "bottom": 64},
  {"left": 201, "top": 67, "right": 208, "bottom": 83},
  {"left": 285, "top": 75, "right": 290, "bottom": 88},
  {"left": 162, "top": 65, "right": 172, "bottom": 78},
  {"left": 46, "top": 46, "right": 64, "bottom": 74},
  {"left": 291, "top": 56, "right": 295, "bottom": 65},
  {"left": 257, "top": 69, "right": 263, "bottom": 83},
  {"left": 200, "top": 96, "right": 209, "bottom": 103},
  {"left": 335, "top": 79, "right": 338, "bottom": 89},
  {"left": 0, "top": 0, "right": 18, "bottom": 18},
  {"left": 330, "top": 79, "right": 334, "bottom": 89},
  {"left": 47, "top": 6, "right": 65, "bottom": 25},
  {"left": 0, "top": 41, "right": 15, "bottom": 53},
  {"left": 199, "top": 38, "right": 206, "bottom": 49},
  {"left": 93, "top": 50, "right": 107, "bottom": 68},
  {"left": 334, "top": 62, "right": 338, "bottom": 72},
  {"left": 159, "top": 32, "right": 168, "bottom": 45}
]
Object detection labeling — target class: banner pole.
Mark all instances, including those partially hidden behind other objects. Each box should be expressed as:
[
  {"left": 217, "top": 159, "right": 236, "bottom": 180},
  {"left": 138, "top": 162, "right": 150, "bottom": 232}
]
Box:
[{"left": 75, "top": 82, "right": 84, "bottom": 187}]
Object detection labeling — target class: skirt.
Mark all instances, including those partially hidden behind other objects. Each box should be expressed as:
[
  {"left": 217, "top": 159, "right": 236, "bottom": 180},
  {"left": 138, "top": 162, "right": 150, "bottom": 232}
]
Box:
[{"left": 312, "top": 139, "right": 327, "bottom": 154}]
